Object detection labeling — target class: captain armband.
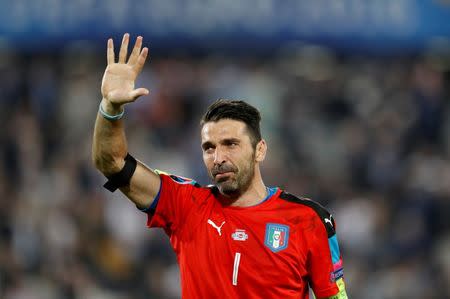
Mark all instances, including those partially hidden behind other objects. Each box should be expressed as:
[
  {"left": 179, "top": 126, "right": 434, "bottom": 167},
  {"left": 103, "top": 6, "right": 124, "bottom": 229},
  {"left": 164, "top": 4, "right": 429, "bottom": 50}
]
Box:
[{"left": 103, "top": 153, "right": 137, "bottom": 192}]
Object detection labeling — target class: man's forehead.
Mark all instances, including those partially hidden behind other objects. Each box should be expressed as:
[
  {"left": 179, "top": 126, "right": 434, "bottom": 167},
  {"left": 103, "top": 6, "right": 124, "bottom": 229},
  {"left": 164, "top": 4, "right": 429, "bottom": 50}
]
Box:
[{"left": 201, "top": 119, "right": 248, "bottom": 140}]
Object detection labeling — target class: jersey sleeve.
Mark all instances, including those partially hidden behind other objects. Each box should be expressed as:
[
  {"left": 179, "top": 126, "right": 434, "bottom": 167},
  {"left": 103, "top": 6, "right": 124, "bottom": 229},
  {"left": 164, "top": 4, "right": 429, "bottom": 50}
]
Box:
[
  {"left": 306, "top": 211, "right": 348, "bottom": 299},
  {"left": 146, "top": 171, "right": 198, "bottom": 237}
]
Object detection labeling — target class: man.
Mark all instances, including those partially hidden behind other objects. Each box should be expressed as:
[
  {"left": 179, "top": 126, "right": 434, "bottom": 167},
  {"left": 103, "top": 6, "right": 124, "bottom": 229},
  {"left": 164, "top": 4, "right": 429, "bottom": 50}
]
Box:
[{"left": 92, "top": 33, "right": 348, "bottom": 299}]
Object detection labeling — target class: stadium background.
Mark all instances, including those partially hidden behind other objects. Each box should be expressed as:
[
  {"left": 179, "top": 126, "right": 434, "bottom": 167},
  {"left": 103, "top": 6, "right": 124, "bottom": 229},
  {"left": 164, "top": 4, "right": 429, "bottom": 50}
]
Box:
[{"left": 1, "top": 1, "right": 450, "bottom": 298}]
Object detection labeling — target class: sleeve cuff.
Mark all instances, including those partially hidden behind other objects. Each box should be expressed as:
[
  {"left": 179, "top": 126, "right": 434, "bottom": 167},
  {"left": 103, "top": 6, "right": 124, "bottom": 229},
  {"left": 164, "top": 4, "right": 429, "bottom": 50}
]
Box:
[{"left": 137, "top": 174, "right": 162, "bottom": 213}]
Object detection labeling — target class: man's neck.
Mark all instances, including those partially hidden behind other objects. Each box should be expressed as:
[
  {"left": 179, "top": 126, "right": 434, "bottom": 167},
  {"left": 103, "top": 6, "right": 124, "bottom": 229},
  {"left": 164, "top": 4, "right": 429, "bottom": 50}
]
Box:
[{"left": 220, "top": 175, "right": 268, "bottom": 207}]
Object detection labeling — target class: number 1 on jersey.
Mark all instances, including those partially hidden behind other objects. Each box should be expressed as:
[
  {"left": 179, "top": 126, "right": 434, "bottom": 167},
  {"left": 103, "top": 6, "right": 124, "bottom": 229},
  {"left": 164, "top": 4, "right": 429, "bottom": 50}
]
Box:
[{"left": 232, "top": 252, "right": 241, "bottom": 286}]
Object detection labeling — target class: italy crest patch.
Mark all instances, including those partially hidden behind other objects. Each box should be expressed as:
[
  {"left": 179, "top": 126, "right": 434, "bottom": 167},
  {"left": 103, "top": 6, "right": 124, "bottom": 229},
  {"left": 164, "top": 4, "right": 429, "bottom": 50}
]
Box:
[{"left": 264, "top": 223, "right": 290, "bottom": 253}]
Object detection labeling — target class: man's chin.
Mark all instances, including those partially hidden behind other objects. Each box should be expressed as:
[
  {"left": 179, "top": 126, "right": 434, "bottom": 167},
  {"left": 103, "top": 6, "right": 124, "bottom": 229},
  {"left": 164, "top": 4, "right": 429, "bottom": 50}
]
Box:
[{"left": 217, "top": 181, "right": 239, "bottom": 196}]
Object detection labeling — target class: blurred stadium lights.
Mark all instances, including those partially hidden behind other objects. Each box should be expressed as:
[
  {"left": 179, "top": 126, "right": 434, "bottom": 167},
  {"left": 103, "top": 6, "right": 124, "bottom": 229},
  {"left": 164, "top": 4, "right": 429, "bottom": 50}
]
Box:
[{"left": 0, "top": 0, "right": 449, "bottom": 54}]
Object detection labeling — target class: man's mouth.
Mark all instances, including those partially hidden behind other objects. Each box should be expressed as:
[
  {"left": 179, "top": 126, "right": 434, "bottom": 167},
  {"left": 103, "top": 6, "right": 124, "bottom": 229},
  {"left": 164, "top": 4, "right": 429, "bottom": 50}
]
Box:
[
  {"left": 212, "top": 164, "right": 237, "bottom": 182},
  {"left": 214, "top": 171, "right": 234, "bottom": 179}
]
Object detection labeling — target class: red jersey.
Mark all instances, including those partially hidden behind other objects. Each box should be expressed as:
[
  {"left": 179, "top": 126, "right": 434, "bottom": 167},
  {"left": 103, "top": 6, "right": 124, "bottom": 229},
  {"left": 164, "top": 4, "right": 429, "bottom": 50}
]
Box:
[{"left": 146, "top": 173, "right": 346, "bottom": 299}]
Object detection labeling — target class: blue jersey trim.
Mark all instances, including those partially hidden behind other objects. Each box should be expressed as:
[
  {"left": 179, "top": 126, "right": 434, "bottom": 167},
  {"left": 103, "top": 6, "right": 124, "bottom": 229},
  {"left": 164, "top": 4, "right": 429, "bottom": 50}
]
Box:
[
  {"left": 328, "top": 235, "right": 341, "bottom": 264},
  {"left": 265, "top": 187, "right": 277, "bottom": 201},
  {"left": 149, "top": 184, "right": 162, "bottom": 210},
  {"left": 138, "top": 177, "right": 162, "bottom": 213},
  {"left": 252, "top": 187, "right": 277, "bottom": 206}
]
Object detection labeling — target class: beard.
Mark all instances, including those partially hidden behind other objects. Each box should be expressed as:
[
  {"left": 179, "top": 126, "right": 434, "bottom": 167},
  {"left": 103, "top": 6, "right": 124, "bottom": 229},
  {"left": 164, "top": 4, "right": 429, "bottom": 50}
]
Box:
[{"left": 209, "top": 158, "right": 255, "bottom": 197}]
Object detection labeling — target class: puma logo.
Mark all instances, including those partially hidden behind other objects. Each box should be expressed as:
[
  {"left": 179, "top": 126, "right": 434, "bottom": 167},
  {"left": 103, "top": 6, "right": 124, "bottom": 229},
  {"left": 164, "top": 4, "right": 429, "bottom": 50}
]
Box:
[
  {"left": 207, "top": 219, "right": 226, "bottom": 236},
  {"left": 324, "top": 215, "right": 333, "bottom": 227}
]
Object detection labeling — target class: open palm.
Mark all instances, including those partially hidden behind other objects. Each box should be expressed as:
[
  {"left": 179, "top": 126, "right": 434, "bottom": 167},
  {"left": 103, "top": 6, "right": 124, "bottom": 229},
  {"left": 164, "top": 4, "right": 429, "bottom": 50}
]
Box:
[{"left": 101, "top": 34, "right": 149, "bottom": 105}]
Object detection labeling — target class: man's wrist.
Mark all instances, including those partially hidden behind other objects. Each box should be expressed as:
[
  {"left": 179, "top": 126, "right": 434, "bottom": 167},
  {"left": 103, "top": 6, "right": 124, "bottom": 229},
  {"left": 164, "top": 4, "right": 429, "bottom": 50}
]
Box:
[
  {"left": 101, "top": 98, "right": 124, "bottom": 114},
  {"left": 99, "top": 99, "right": 125, "bottom": 121}
]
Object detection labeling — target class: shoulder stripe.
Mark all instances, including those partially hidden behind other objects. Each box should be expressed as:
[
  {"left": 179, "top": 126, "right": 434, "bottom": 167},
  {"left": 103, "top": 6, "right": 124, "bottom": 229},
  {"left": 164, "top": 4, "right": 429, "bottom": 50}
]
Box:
[
  {"left": 154, "top": 170, "right": 202, "bottom": 188},
  {"left": 279, "top": 191, "right": 336, "bottom": 237}
]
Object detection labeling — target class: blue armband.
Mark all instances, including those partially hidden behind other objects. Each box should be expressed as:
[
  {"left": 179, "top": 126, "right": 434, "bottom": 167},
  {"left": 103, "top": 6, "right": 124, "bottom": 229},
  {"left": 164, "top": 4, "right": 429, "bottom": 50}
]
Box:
[{"left": 99, "top": 102, "right": 125, "bottom": 121}]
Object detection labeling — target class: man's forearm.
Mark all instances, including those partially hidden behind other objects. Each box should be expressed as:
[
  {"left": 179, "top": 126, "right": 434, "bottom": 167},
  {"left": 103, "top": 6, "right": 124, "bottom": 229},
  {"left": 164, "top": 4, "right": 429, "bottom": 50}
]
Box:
[{"left": 92, "top": 99, "right": 128, "bottom": 175}]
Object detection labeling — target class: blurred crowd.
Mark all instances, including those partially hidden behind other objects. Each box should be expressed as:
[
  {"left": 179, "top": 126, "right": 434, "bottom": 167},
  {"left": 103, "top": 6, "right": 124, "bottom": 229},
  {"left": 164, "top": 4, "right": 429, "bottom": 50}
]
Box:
[{"left": 0, "top": 43, "right": 449, "bottom": 299}]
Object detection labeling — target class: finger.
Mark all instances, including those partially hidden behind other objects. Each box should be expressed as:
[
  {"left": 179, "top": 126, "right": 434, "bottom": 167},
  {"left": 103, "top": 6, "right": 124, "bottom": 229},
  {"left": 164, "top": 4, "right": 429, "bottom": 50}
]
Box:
[
  {"left": 129, "top": 88, "right": 150, "bottom": 100},
  {"left": 128, "top": 36, "right": 143, "bottom": 66},
  {"left": 133, "top": 47, "right": 148, "bottom": 74},
  {"left": 118, "top": 33, "right": 130, "bottom": 63},
  {"left": 107, "top": 38, "right": 114, "bottom": 65}
]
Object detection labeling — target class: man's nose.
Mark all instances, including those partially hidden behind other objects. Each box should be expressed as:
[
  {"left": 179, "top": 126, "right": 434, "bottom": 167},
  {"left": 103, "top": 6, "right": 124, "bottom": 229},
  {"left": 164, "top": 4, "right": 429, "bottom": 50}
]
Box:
[{"left": 213, "top": 147, "right": 226, "bottom": 165}]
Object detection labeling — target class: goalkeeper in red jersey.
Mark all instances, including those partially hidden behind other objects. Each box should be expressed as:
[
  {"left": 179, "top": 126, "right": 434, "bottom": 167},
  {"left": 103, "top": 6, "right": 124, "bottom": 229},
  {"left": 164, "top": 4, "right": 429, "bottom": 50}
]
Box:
[{"left": 92, "top": 33, "right": 348, "bottom": 299}]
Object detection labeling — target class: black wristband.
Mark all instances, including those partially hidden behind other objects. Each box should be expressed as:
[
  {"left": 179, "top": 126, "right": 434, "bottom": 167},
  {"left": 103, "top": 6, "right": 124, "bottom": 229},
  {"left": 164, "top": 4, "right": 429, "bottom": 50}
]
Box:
[{"left": 103, "top": 153, "right": 137, "bottom": 192}]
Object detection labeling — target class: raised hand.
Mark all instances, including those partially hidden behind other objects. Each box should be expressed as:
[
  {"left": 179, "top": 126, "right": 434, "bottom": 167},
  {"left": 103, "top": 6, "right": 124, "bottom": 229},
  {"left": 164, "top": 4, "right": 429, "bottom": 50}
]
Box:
[{"left": 101, "top": 33, "right": 149, "bottom": 106}]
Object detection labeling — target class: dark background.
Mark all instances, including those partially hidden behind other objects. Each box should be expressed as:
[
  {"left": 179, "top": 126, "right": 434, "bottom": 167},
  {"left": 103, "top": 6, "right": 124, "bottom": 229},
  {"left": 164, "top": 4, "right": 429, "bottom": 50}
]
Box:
[{"left": 1, "top": 1, "right": 450, "bottom": 298}]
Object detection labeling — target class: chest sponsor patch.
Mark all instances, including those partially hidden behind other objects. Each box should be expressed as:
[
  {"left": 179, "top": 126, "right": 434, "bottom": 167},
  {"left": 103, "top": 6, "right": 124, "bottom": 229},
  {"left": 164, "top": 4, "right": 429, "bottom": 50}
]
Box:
[
  {"left": 232, "top": 229, "right": 248, "bottom": 241},
  {"left": 264, "top": 223, "right": 290, "bottom": 253}
]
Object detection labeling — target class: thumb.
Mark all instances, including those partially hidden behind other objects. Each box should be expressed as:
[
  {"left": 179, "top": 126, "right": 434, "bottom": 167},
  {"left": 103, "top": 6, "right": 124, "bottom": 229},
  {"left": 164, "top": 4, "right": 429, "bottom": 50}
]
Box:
[{"left": 129, "top": 88, "right": 149, "bottom": 100}]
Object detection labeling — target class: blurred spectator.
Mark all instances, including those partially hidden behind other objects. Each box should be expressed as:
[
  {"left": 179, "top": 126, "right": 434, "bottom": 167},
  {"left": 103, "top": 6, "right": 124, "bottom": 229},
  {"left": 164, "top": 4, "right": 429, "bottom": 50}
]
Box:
[{"left": 0, "top": 44, "right": 450, "bottom": 299}]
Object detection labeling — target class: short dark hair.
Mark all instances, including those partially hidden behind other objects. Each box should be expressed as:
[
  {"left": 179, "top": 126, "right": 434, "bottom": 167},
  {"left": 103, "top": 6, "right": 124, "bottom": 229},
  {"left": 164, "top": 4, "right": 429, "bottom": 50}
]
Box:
[{"left": 201, "top": 99, "right": 262, "bottom": 147}]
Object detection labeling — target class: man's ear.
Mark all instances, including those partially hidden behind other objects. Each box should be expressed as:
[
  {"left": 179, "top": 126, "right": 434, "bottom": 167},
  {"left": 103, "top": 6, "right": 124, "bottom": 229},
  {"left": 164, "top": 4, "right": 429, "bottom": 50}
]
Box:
[{"left": 255, "top": 139, "right": 267, "bottom": 162}]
